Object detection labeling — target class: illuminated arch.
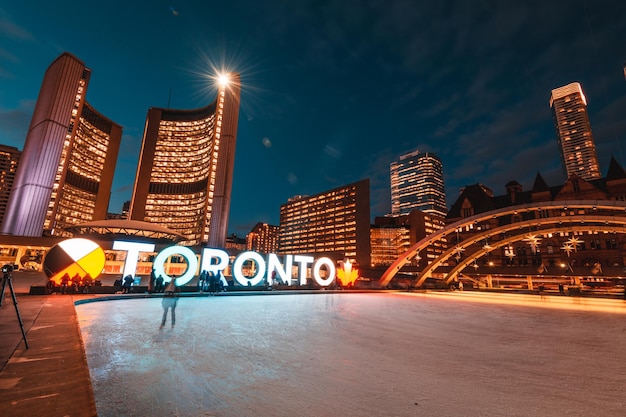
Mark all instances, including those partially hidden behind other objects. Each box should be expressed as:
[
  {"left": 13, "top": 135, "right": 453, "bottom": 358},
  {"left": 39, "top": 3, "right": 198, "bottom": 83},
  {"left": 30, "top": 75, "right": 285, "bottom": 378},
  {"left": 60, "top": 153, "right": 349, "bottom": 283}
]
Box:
[
  {"left": 379, "top": 200, "right": 626, "bottom": 287},
  {"left": 443, "top": 224, "right": 626, "bottom": 285}
]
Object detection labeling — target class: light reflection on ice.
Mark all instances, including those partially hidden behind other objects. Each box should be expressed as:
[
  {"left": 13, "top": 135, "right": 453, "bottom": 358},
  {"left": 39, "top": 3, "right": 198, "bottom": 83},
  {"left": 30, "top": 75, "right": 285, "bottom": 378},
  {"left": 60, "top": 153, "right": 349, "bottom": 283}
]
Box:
[{"left": 76, "top": 293, "right": 626, "bottom": 417}]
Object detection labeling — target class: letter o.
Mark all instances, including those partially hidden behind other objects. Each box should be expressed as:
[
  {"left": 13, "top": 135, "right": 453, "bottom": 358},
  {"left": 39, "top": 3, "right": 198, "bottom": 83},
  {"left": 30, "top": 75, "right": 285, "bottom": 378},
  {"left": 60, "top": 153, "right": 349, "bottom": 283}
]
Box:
[
  {"left": 233, "top": 251, "right": 266, "bottom": 286},
  {"left": 313, "top": 257, "right": 336, "bottom": 287},
  {"left": 153, "top": 246, "right": 198, "bottom": 286}
]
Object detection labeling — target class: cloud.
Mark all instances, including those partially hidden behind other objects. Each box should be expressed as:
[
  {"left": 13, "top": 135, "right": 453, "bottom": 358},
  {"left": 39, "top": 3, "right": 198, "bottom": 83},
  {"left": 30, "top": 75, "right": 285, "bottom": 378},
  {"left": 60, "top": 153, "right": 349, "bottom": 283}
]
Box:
[
  {"left": 0, "top": 100, "right": 34, "bottom": 146},
  {"left": 0, "top": 9, "right": 34, "bottom": 41}
]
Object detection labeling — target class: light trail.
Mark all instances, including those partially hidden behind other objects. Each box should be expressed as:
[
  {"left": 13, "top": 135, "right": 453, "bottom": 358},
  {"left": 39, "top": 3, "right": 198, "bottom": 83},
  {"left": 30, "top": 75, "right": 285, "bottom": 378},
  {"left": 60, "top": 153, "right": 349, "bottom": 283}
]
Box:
[{"left": 398, "top": 291, "right": 626, "bottom": 314}]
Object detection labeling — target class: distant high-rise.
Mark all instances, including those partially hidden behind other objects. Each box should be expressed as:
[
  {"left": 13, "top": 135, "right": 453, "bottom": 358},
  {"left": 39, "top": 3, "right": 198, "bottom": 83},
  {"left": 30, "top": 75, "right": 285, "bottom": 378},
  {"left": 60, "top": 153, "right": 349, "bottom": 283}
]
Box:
[
  {"left": 0, "top": 145, "right": 21, "bottom": 228},
  {"left": 550, "top": 82, "right": 601, "bottom": 181},
  {"left": 130, "top": 74, "right": 241, "bottom": 247},
  {"left": 1, "top": 53, "right": 122, "bottom": 237},
  {"left": 246, "top": 222, "right": 280, "bottom": 254},
  {"left": 390, "top": 150, "right": 447, "bottom": 217}
]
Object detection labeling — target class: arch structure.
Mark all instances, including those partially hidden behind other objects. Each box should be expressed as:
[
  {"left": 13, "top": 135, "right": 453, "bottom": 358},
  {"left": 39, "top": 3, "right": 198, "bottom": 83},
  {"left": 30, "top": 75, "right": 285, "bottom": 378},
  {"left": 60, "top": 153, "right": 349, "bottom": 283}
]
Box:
[{"left": 379, "top": 200, "right": 626, "bottom": 288}]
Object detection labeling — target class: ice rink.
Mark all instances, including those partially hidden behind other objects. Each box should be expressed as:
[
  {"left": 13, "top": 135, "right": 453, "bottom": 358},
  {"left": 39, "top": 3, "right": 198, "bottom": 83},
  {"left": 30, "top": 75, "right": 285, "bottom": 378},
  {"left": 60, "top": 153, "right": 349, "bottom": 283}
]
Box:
[{"left": 76, "top": 292, "right": 626, "bottom": 417}]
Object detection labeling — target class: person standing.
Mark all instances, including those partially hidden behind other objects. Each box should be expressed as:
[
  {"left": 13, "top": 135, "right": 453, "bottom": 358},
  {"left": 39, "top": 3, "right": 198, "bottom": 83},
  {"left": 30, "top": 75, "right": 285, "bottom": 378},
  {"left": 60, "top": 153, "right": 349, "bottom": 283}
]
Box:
[
  {"left": 122, "top": 274, "right": 134, "bottom": 294},
  {"left": 149, "top": 269, "right": 156, "bottom": 294},
  {"left": 161, "top": 277, "right": 179, "bottom": 329},
  {"left": 60, "top": 273, "right": 70, "bottom": 294},
  {"left": 155, "top": 275, "right": 164, "bottom": 293}
]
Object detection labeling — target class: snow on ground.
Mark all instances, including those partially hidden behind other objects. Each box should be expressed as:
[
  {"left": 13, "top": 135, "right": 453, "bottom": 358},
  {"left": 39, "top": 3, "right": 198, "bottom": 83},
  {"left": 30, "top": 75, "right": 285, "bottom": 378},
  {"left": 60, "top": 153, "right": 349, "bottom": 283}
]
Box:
[{"left": 76, "top": 292, "right": 626, "bottom": 417}]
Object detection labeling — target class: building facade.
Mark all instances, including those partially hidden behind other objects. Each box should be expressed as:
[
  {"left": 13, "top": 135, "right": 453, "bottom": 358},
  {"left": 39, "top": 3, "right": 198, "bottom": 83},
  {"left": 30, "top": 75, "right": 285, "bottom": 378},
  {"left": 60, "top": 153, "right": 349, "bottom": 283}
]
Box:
[
  {"left": 0, "top": 145, "right": 21, "bottom": 228},
  {"left": 447, "top": 158, "right": 626, "bottom": 270},
  {"left": 1, "top": 53, "right": 122, "bottom": 237},
  {"left": 246, "top": 222, "right": 280, "bottom": 254},
  {"left": 371, "top": 210, "right": 446, "bottom": 267},
  {"left": 129, "top": 74, "right": 241, "bottom": 247},
  {"left": 390, "top": 150, "right": 447, "bottom": 217},
  {"left": 279, "top": 179, "right": 371, "bottom": 267},
  {"left": 550, "top": 82, "right": 601, "bottom": 181}
]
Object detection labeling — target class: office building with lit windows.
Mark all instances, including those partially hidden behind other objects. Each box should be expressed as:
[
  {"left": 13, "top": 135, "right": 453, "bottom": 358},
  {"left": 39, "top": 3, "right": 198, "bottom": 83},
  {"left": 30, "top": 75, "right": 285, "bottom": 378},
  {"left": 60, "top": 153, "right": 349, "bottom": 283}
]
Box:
[
  {"left": 0, "top": 145, "right": 21, "bottom": 228},
  {"left": 1, "top": 53, "right": 122, "bottom": 237},
  {"left": 390, "top": 150, "right": 447, "bottom": 217},
  {"left": 371, "top": 210, "right": 446, "bottom": 267},
  {"left": 279, "top": 179, "right": 371, "bottom": 267},
  {"left": 129, "top": 74, "right": 240, "bottom": 247},
  {"left": 550, "top": 82, "right": 602, "bottom": 181},
  {"left": 246, "top": 222, "right": 280, "bottom": 254}
]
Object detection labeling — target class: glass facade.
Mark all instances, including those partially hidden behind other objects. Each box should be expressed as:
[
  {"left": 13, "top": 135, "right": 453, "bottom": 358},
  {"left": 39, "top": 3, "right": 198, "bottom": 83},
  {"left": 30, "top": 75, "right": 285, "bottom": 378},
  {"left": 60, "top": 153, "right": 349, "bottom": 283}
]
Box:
[
  {"left": 370, "top": 225, "right": 410, "bottom": 266},
  {"left": 390, "top": 150, "right": 447, "bottom": 217},
  {"left": 372, "top": 210, "right": 447, "bottom": 267}
]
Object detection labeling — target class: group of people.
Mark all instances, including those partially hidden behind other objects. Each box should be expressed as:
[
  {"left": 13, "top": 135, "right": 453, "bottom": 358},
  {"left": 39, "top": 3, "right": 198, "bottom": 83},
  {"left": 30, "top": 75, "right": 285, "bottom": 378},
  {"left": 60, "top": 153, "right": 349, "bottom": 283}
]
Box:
[
  {"left": 197, "top": 270, "right": 224, "bottom": 294},
  {"left": 51, "top": 273, "right": 96, "bottom": 294},
  {"left": 148, "top": 271, "right": 168, "bottom": 293}
]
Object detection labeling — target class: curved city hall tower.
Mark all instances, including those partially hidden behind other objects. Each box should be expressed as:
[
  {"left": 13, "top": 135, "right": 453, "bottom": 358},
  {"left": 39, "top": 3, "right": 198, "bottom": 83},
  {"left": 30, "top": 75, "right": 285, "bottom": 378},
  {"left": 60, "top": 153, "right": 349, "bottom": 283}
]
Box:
[
  {"left": 1, "top": 53, "right": 122, "bottom": 237},
  {"left": 130, "top": 74, "right": 241, "bottom": 247}
]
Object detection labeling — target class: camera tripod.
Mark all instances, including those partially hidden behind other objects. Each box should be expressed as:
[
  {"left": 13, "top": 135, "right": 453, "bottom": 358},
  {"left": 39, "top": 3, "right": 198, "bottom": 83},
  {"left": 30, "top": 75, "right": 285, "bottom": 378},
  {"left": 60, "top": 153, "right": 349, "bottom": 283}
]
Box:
[{"left": 0, "top": 271, "right": 29, "bottom": 349}]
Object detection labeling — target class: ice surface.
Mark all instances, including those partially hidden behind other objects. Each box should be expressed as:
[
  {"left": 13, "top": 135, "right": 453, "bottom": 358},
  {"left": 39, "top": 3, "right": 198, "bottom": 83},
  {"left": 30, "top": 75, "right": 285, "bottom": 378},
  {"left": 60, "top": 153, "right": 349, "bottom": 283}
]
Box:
[{"left": 76, "top": 292, "right": 626, "bottom": 417}]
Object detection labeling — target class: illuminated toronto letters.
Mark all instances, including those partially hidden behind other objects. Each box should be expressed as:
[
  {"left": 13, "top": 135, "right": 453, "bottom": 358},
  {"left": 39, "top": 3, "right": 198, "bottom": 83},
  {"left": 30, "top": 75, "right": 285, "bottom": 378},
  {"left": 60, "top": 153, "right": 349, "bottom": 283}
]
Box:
[{"left": 111, "top": 241, "right": 336, "bottom": 287}]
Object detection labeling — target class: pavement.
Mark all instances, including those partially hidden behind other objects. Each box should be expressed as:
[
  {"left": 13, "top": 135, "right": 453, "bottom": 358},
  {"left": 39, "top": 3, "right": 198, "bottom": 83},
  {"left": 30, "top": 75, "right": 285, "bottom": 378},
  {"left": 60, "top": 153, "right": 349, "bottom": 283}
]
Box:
[
  {"left": 0, "top": 272, "right": 98, "bottom": 417},
  {"left": 0, "top": 272, "right": 626, "bottom": 417}
]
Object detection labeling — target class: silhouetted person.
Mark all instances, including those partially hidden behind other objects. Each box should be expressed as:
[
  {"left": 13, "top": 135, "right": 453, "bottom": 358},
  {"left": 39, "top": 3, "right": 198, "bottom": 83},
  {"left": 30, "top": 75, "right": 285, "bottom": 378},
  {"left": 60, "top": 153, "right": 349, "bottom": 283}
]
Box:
[
  {"left": 155, "top": 275, "right": 164, "bottom": 293},
  {"left": 60, "top": 273, "right": 70, "bottom": 294},
  {"left": 160, "top": 277, "right": 179, "bottom": 329},
  {"left": 198, "top": 270, "right": 206, "bottom": 293},
  {"left": 71, "top": 273, "right": 81, "bottom": 293},
  {"left": 46, "top": 278, "right": 55, "bottom": 294},
  {"left": 83, "top": 274, "right": 93, "bottom": 293},
  {"left": 122, "top": 274, "right": 134, "bottom": 294},
  {"left": 149, "top": 269, "right": 156, "bottom": 294}
]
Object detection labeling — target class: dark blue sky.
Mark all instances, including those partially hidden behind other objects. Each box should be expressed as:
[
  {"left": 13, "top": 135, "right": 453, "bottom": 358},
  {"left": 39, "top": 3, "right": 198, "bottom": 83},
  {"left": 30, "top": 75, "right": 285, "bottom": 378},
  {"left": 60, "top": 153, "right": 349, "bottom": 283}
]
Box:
[{"left": 1, "top": 1, "right": 625, "bottom": 237}]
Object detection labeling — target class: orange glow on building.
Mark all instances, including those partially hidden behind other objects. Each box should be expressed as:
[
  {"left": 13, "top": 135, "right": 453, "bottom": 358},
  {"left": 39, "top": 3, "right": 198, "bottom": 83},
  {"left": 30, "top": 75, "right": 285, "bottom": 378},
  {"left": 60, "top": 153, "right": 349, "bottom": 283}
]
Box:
[{"left": 279, "top": 179, "right": 371, "bottom": 266}]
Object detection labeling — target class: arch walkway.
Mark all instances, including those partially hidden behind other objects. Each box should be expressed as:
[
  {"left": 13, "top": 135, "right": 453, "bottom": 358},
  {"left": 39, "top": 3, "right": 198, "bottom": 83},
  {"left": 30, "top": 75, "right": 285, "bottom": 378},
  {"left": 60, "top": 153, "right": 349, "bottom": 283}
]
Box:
[{"left": 379, "top": 200, "right": 626, "bottom": 288}]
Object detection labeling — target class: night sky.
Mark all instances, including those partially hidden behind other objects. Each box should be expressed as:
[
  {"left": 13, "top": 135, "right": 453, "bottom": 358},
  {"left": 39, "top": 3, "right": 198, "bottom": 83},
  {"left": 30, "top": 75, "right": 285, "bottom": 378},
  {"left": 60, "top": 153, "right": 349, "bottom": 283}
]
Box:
[{"left": 1, "top": 1, "right": 625, "bottom": 237}]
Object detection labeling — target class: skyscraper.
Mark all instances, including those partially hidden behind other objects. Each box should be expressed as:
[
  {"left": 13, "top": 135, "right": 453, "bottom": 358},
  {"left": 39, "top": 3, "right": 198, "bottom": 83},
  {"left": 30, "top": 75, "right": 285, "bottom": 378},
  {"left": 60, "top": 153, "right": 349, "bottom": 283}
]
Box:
[
  {"left": 0, "top": 145, "right": 21, "bottom": 228},
  {"left": 390, "top": 150, "right": 447, "bottom": 217},
  {"left": 550, "top": 82, "right": 601, "bottom": 181},
  {"left": 1, "top": 53, "right": 122, "bottom": 237},
  {"left": 129, "top": 73, "right": 241, "bottom": 247}
]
